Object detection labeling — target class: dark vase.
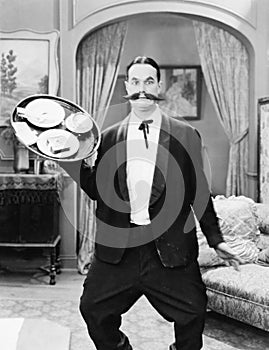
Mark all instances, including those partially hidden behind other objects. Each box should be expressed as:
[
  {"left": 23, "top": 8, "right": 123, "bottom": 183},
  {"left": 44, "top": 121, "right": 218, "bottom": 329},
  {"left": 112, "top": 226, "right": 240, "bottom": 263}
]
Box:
[{"left": 13, "top": 139, "right": 29, "bottom": 173}]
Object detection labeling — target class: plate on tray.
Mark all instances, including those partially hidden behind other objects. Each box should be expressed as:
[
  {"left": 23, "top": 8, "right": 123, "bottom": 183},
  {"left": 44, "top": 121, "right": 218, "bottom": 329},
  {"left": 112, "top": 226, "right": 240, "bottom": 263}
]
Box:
[
  {"left": 25, "top": 99, "right": 65, "bottom": 128},
  {"left": 37, "top": 129, "right": 80, "bottom": 159}
]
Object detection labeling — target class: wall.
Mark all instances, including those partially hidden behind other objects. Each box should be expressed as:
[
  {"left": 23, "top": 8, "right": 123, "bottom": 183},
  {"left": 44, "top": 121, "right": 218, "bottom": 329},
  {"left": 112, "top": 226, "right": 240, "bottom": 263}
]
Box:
[
  {"left": 72, "top": 0, "right": 257, "bottom": 29},
  {"left": 105, "top": 13, "right": 229, "bottom": 194},
  {"left": 0, "top": 0, "right": 59, "bottom": 31}
]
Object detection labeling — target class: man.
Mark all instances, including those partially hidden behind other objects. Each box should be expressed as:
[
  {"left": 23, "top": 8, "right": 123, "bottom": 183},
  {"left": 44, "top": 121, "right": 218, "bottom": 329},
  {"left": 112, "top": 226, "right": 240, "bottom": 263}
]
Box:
[{"left": 75, "top": 56, "right": 242, "bottom": 350}]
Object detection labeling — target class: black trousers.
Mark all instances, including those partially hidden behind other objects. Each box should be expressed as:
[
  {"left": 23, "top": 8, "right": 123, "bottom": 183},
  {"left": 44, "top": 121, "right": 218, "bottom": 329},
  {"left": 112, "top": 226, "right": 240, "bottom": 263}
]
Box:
[{"left": 80, "top": 241, "right": 207, "bottom": 350}]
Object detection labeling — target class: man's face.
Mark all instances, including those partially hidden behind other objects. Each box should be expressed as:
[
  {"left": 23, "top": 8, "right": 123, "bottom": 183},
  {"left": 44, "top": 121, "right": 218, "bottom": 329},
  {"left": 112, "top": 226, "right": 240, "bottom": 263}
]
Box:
[{"left": 125, "top": 63, "right": 161, "bottom": 114}]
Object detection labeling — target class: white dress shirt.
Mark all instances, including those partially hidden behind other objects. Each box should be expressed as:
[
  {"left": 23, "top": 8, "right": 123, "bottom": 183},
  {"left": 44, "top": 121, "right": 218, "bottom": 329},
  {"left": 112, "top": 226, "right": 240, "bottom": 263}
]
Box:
[{"left": 126, "top": 106, "right": 162, "bottom": 225}]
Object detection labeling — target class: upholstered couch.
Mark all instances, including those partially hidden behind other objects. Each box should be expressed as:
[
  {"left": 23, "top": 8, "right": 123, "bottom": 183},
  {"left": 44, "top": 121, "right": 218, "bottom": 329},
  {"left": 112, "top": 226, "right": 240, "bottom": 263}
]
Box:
[{"left": 197, "top": 196, "right": 269, "bottom": 332}]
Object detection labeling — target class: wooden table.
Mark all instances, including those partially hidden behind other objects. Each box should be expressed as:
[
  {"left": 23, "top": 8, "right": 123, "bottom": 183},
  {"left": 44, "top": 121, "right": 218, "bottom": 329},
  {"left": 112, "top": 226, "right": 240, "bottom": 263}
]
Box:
[{"left": 0, "top": 173, "right": 63, "bottom": 285}]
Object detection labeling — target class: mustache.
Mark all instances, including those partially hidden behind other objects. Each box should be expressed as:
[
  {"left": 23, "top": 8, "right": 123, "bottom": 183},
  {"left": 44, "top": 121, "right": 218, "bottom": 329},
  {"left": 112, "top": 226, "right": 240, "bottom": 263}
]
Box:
[{"left": 123, "top": 92, "right": 165, "bottom": 101}]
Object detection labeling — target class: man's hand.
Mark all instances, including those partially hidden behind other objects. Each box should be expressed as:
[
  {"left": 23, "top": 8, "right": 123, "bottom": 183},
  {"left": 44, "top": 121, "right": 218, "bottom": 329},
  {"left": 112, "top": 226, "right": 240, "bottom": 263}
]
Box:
[
  {"left": 43, "top": 160, "right": 59, "bottom": 174},
  {"left": 214, "top": 242, "right": 244, "bottom": 271}
]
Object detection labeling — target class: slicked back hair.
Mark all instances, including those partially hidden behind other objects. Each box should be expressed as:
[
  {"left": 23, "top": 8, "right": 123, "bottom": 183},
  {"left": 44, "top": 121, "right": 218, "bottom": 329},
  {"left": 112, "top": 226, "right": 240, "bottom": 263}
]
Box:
[{"left": 126, "top": 56, "right": 161, "bottom": 82}]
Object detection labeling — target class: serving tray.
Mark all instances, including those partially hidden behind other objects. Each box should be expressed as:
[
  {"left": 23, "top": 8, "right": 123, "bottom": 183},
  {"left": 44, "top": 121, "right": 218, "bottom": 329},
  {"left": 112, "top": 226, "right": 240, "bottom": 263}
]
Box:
[{"left": 11, "top": 94, "right": 101, "bottom": 162}]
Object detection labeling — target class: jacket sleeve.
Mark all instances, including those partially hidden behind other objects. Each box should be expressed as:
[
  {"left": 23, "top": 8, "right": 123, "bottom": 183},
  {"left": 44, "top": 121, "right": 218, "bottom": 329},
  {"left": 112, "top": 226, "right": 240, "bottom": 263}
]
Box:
[
  {"left": 57, "top": 157, "right": 98, "bottom": 200},
  {"left": 58, "top": 136, "right": 103, "bottom": 201},
  {"left": 189, "top": 128, "right": 224, "bottom": 248},
  {"left": 80, "top": 158, "right": 98, "bottom": 200},
  {"left": 80, "top": 133, "right": 105, "bottom": 201}
]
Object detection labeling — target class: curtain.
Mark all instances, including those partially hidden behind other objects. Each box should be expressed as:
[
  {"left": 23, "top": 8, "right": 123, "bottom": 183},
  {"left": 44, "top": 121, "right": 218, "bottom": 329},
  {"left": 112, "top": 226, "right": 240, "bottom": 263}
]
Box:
[
  {"left": 193, "top": 21, "right": 249, "bottom": 196},
  {"left": 76, "top": 21, "right": 128, "bottom": 274}
]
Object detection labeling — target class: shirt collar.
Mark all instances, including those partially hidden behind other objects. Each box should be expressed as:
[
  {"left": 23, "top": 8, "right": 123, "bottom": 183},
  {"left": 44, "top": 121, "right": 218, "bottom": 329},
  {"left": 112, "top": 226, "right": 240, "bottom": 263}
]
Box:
[{"left": 129, "top": 105, "right": 162, "bottom": 128}]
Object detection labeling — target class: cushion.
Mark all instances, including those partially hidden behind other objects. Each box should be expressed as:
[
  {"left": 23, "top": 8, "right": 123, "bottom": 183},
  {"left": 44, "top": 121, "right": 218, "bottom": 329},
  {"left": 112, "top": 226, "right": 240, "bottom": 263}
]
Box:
[
  {"left": 213, "top": 195, "right": 259, "bottom": 242},
  {"left": 202, "top": 264, "right": 269, "bottom": 331},
  {"left": 198, "top": 196, "right": 260, "bottom": 267},
  {"left": 252, "top": 203, "right": 269, "bottom": 234}
]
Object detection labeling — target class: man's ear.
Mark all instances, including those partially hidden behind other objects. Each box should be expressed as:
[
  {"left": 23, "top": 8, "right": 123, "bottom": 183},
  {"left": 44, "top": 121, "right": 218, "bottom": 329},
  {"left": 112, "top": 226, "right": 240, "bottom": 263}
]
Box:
[
  {"left": 124, "top": 80, "right": 130, "bottom": 94},
  {"left": 158, "top": 80, "right": 163, "bottom": 94}
]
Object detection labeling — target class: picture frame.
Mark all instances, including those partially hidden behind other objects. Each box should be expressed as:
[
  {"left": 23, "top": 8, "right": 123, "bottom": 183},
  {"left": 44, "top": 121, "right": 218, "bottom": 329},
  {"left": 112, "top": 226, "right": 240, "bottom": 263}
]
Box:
[
  {"left": 257, "top": 97, "right": 269, "bottom": 204},
  {"left": 0, "top": 29, "right": 59, "bottom": 160},
  {"left": 159, "top": 65, "right": 202, "bottom": 120}
]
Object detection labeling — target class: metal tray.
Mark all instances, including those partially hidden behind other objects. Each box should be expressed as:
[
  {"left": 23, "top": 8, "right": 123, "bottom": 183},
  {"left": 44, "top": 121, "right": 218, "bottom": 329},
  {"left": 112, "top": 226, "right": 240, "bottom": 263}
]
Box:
[{"left": 11, "top": 94, "right": 101, "bottom": 162}]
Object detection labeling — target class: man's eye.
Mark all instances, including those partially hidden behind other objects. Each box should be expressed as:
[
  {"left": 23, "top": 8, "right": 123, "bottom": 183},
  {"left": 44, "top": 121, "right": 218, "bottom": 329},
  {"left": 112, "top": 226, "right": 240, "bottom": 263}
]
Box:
[
  {"left": 145, "top": 80, "right": 154, "bottom": 85},
  {"left": 131, "top": 81, "right": 139, "bottom": 86}
]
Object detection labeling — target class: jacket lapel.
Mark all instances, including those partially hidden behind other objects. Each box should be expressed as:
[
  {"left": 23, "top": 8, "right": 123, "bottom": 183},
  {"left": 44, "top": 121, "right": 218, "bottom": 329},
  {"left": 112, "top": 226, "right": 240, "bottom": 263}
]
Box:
[
  {"left": 149, "top": 113, "right": 170, "bottom": 206},
  {"left": 116, "top": 115, "right": 130, "bottom": 202}
]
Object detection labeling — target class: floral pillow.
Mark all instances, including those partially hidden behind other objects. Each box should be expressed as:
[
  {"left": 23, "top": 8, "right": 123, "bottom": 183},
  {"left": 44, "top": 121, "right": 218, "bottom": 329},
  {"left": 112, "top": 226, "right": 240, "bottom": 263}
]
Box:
[{"left": 197, "top": 195, "right": 260, "bottom": 267}]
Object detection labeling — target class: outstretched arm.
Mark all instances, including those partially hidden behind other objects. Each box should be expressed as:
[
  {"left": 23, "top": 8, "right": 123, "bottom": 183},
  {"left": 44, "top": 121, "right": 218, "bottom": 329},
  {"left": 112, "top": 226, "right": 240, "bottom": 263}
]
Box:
[{"left": 188, "top": 128, "right": 243, "bottom": 271}]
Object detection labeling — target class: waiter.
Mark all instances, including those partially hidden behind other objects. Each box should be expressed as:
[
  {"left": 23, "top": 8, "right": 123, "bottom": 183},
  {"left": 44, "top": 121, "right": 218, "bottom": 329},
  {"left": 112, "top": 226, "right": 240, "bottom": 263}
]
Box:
[{"left": 72, "top": 56, "right": 242, "bottom": 350}]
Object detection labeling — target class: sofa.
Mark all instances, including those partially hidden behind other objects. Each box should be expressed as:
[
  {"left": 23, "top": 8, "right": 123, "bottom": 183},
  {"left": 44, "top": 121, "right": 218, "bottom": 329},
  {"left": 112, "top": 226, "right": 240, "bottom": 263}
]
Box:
[{"left": 197, "top": 196, "right": 269, "bottom": 332}]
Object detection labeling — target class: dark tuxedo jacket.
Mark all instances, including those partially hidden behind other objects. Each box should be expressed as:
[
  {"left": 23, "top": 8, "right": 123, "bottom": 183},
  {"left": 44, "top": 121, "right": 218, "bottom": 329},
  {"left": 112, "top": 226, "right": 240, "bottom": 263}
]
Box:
[{"left": 80, "top": 112, "right": 223, "bottom": 267}]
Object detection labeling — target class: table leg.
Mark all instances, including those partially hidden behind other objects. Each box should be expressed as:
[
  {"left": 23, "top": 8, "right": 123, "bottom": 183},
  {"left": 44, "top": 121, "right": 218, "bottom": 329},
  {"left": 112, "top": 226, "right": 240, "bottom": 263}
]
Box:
[
  {"left": 49, "top": 247, "right": 56, "bottom": 285},
  {"left": 55, "top": 240, "right": 61, "bottom": 275}
]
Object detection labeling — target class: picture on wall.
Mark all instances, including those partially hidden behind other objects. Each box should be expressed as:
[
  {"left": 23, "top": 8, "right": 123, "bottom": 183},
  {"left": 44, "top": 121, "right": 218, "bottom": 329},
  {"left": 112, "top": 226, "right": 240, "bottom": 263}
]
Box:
[
  {"left": 0, "top": 30, "right": 59, "bottom": 127},
  {"left": 0, "top": 30, "right": 59, "bottom": 161},
  {"left": 258, "top": 97, "right": 269, "bottom": 204},
  {"left": 159, "top": 66, "right": 202, "bottom": 120}
]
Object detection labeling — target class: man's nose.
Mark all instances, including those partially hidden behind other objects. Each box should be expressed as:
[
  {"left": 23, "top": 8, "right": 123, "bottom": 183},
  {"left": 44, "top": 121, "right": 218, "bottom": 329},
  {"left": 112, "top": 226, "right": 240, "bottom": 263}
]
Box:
[
  {"left": 138, "top": 81, "right": 146, "bottom": 91},
  {"left": 139, "top": 90, "right": 146, "bottom": 96}
]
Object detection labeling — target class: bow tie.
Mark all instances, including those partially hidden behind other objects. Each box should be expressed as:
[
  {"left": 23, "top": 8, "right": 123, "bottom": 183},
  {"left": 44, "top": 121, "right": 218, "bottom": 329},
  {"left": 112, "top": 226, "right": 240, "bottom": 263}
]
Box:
[{"left": 138, "top": 119, "right": 153, "bottom": 149}]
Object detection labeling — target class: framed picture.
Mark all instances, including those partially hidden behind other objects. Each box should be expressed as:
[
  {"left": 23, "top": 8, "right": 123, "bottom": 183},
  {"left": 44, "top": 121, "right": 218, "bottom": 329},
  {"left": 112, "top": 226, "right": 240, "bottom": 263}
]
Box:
[
  {"left": 257, "top": 97, "right": 269, "bottom": 203},
  {"left": 0, "top": 29, "right": 59, "bottom": 160},
  {"left": 159, "top": 65, "right": 202, "bottom": 120}
]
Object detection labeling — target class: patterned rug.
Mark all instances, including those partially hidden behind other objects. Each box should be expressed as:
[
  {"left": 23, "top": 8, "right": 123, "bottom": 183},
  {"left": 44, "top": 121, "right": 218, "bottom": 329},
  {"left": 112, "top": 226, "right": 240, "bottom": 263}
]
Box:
[{"left": 0, "top": 296, "right": 240, "bottom": 350}]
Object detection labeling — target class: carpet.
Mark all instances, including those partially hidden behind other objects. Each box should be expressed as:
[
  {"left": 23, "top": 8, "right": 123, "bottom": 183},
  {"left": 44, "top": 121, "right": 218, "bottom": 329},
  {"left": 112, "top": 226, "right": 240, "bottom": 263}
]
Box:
[{"left": 0, "top": 297, "right": 241, "bottom": 350}]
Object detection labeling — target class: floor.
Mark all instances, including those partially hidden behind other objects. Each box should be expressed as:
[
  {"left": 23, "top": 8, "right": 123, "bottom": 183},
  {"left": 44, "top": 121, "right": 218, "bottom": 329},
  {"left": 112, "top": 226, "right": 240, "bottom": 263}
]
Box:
[{"left": 0, "top": 252, "right": 269, "bottom": 350}]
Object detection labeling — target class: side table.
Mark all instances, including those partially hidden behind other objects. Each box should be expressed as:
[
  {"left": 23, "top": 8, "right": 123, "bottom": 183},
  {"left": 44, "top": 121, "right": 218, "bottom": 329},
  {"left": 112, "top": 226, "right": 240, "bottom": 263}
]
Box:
[{"left": 0, "top": 173, "right": 63, "bottom": 285}]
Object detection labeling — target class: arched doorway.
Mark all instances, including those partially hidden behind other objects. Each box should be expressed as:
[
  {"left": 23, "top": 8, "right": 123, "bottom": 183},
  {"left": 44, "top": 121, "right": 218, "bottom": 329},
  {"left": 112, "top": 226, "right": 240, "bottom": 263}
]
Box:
[{"left": 75, "top": 11, "right": 252, "bottom": 272}]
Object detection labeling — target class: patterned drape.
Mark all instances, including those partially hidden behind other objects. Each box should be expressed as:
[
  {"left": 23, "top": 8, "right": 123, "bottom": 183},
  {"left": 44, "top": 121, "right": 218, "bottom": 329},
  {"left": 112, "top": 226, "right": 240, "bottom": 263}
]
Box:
[
  {"left": 193, "top": 21, "right": 249, "bottom": 196},
  {"left": 76, "top": 21, "right": 128, "bottom": 274}
]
